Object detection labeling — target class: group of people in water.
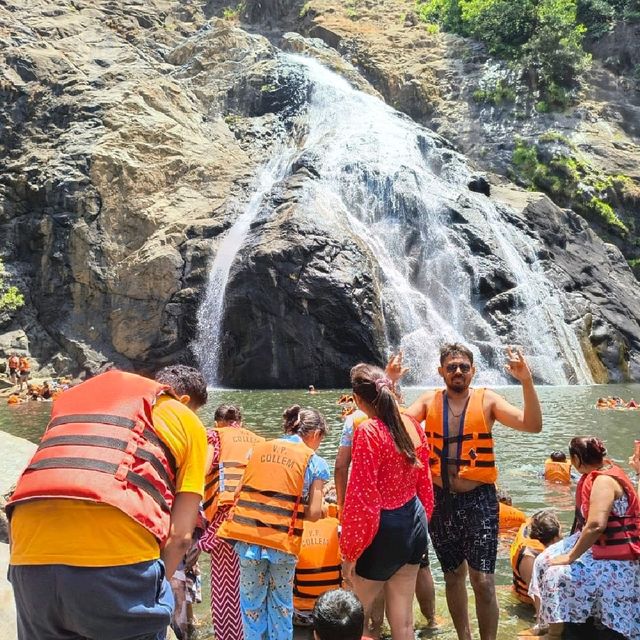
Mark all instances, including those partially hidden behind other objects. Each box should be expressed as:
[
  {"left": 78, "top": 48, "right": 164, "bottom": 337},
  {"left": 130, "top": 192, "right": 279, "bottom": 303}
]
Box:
[
  {"left": 4, "top": 343, "right": 640, "bottom": 640},
  {"left": 4, "top": 354, "right": 74, "bottom": 404},
  {"left": 596, "top": 396, "right": 640, "bottom": 409}
]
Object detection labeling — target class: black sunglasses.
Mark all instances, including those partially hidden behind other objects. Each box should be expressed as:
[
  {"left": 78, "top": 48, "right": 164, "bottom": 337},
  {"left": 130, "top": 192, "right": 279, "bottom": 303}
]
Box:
[{"left": 445, "top": 363, "right": 471, "bottom": 373}]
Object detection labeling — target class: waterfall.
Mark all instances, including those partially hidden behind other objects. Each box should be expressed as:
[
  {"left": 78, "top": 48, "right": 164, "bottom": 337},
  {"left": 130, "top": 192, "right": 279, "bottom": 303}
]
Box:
[
  {"left": 194, "top": 151, "right": 295, "bottom": 384},
  {"left": 194, "top": 52, "right": 593, "bottom": 386}
]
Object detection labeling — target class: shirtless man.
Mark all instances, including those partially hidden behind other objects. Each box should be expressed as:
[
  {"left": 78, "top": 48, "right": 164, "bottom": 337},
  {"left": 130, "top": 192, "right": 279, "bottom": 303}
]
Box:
[{"left": 405, "top": 343, "right": 542, "bottom": 640}]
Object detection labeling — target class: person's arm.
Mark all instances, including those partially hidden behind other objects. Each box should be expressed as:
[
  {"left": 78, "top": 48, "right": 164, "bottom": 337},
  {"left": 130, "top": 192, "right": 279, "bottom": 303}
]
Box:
[
  {"left": 550, "top": 475, "right": 617, "bottom": 565},
  {"left": 629, "top": 452, "right": 640, "bottom": 498},
  {"left": 519, "top": 553, "right": 535, "bottom": 589},
  {"left": 335, "top": 446, "right": 352, "bottom": 515},
  {"left": 415, "top": 426, "right": 434, "bottom": 519},
  {"left": 161, "top": 492, "right": 202, "bottom": 578},
  {"left": 490, "top": 347, "right": 542, "bottom": 433},
  {"left": 405, "top": 390, "right": 435, "bottom": 423},
  {"left": 305, "top": 478, "right": 325, "bottom": 522}
]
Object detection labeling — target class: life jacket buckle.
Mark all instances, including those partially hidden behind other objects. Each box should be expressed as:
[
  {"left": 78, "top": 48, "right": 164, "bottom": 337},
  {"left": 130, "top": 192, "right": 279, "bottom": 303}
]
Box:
[{"left": 115, "top": 463, "right": 129, "bottom": 481}]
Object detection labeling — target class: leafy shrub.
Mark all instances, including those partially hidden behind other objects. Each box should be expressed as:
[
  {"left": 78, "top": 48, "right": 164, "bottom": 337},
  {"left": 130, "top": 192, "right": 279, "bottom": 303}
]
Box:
[{"left": 0, "top": 260, "right": 24, "bottom": 312}]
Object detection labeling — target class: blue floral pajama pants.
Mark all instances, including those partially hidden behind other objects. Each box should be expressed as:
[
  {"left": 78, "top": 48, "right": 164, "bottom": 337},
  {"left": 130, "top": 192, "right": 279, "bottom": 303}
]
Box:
[{"left": 238, "top": 556, "right": 296, "bottom": 640}]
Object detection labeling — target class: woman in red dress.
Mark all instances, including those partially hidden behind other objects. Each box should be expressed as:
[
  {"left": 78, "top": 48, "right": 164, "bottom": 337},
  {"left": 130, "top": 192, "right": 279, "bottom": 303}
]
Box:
[{"left": 340, "top": 363, "right": 434, "bottom": 640}]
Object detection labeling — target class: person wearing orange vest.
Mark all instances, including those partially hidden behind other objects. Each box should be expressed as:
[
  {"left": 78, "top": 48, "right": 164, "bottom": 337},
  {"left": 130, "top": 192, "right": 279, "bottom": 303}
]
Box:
[
  {"left": 197, "top": 404, "right": 265, "bottom": 640},
  {"left": 529, "top": 437, "right": 640, "bottom": 640},
  {"left": 293, "top": 505, "right": 341, "bottom": 625},
  {"left": 544, "top": 451, "right": 572, "bottom": 484},
  {"left": 218, "top": 405, "right": 329, "bottom": 640},
  {"left": 7, "top": 353, "right": 19, "bottom": 384},
  {"left": 497, "top": 488, "right": 527, "bottom": 532},
  {"left": 17, "top": 355, "right": 30, "bottom": 391},
  {"left": 6, "top": 365, "right": 208, "bottom": 640},
  {"left": 403, "top": 343, "right": 542, "bottom": 640},
  {"left": 510, "top": 510, "right": 560, "bottom": 606}
]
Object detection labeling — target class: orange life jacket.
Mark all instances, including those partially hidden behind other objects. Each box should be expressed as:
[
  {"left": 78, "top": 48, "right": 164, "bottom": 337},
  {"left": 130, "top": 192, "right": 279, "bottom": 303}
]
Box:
[
  {"left": 217, "top": 438, "right": 313, "bottom": 556},
  {"left": 544, "top": 459, "right": 571, "bottom": 484},
  {"left": 575, "top": 464, "right": 640, "bottom": 560},
  {"left": 203, "top": 426, "right": 265, "bottom": 521},
  {"left": 18, "top": 357, "right": 30, "bottom": 372},
  {"left": 7, "top": 395, "right": 20, "bottom": 405},
  {"left": 425, "top": 389, "right": 497, "bottom": 483},
  {"left": 293, "top": 516, "right": 342, "bottom": 612},
  {"left": 6, "top": 370, "right": 177, "bottom": 544},
  {"left": 499, "top": 502, "right": 527, "bottom": 531},
  {"left": 8, "top": 356, "right": 19, "bottom": 369},
  {"left": 510, "top": 520, "right": 545, "bottom": 605}
]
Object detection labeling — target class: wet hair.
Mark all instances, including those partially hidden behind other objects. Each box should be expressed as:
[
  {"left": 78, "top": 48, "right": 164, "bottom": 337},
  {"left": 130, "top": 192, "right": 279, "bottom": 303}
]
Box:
[
  {"left": 154, "top": 365, "right": 208, "bottom": 408},
  {"left": 529, "top": 509, "right": 561, "bottom": 545},
  {"left": 496, "top": 487, "right": 512, "bottom": 506},
  {"left": 439, "top": 342, "right": 474, "bottom": 366},
  {"left": 313, "top": 589, "right": 364, "bottom": 640},
  {"left": 214, "top": 404, "right": 242, "bottom": 424},
  {"left": 549, "top": 450, "right": 567, "bottom": 462},
  {"left": 350, "top": 363, "right": 419, "bottom": 466},
  {"left": 569, "top": 436, "right": 607, "bottom": 467},
  {"left": 283, "top": 405, "right": 327, "bottom": 438}
]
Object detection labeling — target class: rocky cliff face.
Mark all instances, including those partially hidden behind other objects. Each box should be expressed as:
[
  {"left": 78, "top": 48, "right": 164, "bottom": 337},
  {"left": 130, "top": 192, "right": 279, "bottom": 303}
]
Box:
[{"left": 0, "top": 0, "right": 639, "bottom": 385}]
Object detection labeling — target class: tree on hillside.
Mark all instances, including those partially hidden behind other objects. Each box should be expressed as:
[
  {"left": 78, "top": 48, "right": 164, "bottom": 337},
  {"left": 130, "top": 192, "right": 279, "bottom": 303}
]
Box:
[
  {"left": 0, "top": 259, "right": 24, "bottom": 312},
  {"left": 417, "top": 0, "right": 592, "bottom": 100}
]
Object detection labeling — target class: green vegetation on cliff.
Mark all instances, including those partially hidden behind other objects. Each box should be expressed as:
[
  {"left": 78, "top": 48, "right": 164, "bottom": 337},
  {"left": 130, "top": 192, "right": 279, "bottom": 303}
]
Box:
[
  {"left": 0, "top": 260, "right": 24, "bottom": 312},
  {"left": 416, "top": 0, "right": 638, "bottom": 101},
  {"left": 509, "top": 135, "right": 640, "bottom": 272}
]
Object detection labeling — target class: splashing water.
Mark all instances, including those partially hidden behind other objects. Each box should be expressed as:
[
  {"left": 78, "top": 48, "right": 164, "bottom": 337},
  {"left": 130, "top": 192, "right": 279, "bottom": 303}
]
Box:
[{"left": 194, "top": 53, "right": 593, "bottom": 386}]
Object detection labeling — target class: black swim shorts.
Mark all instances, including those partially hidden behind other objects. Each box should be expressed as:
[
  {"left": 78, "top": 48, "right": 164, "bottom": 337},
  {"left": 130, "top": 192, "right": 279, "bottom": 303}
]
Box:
[
  {"left": 356, "top": 496, "right": 428, "bottom": 581},
  {"left": 429, "top": 483, "right": 498, "bottom": 574}
]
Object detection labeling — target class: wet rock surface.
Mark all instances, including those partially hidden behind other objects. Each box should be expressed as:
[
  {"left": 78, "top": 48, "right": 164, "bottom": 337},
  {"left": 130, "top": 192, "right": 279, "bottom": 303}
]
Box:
[{"left": 0, "top": 0, "right": 639, "bottom": 385}]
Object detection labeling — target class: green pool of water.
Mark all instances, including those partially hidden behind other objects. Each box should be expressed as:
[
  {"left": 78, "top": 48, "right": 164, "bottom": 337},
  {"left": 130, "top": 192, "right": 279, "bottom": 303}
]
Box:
[{"left": 2, "top": 384, "right": 639, "bottom": 639}]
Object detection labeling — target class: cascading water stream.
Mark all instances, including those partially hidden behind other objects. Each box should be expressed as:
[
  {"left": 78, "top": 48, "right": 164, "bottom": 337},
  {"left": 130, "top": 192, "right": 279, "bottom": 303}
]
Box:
[
  {"left": 194, "top": 52, "right": 593, "bottom": 386},
  {"left": 194, "top": 150, "right": 295, "bottom": 384}
]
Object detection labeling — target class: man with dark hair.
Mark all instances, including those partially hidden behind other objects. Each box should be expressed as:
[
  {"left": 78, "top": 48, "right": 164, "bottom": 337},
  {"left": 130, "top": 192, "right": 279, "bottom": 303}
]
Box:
[
  {"left": 155, "top": 364, "right": 208, "bottom": 410},
  {"left": 403, "top": 343, "right": 542, "bottom": 640},
  {"left": 312, "top": 589, "right": 366, "bottom": 640},
  {"left": 7, "top": 367, "right": 208, "bottom": 640}
]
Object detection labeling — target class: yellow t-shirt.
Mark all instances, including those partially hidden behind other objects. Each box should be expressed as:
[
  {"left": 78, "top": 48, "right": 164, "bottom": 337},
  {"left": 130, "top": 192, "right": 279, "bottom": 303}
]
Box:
[{"left": 9, "top": 396, "right": 207, "bottom": 566}]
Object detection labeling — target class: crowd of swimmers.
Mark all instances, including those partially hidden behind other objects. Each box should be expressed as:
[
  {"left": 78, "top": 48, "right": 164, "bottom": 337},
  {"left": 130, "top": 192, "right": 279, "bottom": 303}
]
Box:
[
  {"left": 4, "top": 344, "right": 640, "bottom": 640},
  {"left": 596, "top": 396, "right": 640, "bottom": 409}
]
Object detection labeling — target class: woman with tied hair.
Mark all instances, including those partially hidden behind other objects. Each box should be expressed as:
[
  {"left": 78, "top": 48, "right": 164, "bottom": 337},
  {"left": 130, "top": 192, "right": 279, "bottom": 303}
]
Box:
[
  {"left": 529, "top": 436, "right": 640, "bottom": 640},
  {"left": 218, "top": 405, "right": 330, "bottom": 640},
  {"left": 340, "top": 363, "right": 434, "bottom": 640}
]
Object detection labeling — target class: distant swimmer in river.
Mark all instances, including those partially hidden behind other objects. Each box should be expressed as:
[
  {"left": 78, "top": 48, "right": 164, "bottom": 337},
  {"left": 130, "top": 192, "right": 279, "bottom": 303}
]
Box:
[
  {"left": 544, "top": 451, "right": 571, "bottom": 484},
  {"left": 308, "top": 385, "right": 318, "bottom": 395}
]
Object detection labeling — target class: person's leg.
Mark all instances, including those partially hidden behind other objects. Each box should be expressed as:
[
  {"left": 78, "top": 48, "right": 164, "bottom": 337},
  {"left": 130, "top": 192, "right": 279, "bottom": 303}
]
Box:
[
  {"left": 238, "top": 557, "right": 269, "bottom": 640},
  {"left": 210, "top": 536, "right": 243, "bottom": 640},
  {"left": 265, "top": 559, "right": 296, "bottom": 640},
  {"left": 9, "top": 564, "right": 86, "bottom": 640},
  {"left": 368, "top": 591, "right": 385, "bottom": 640},
  {"left": 352, "top": 574, "right": 386, "bottom": 638},
  {"left": 416, "top": 564, "right": 437, "bottom": 627},
  {"left": 383, "top": 563, "right": 420, "bottom": 640},
  {"left": 468, "top": 568, "right": 498, "bottom": 640},
  {"left": 464, "top": 485, "right": 499, "bottom": 640},
  {"left": 443, "top": 563, "right": 472, "bottom": 640},
  {"left": 429, "top": 488, "right": 469, "bottom": 640}
]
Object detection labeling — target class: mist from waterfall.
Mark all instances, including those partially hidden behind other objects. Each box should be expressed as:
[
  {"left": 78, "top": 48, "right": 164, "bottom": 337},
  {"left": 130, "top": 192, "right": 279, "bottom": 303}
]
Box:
[{"left": 194, "top": 53, "right": 593, "bottom": 386}]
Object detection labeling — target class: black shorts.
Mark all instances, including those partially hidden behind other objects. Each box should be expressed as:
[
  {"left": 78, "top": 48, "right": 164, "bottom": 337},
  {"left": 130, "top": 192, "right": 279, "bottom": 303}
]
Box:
[
  {"left": 429, "top": 483, "right": 498, "bottom": 574},
  {"left": 356, "top": 496, "right": 428, "bottom": 581}
]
